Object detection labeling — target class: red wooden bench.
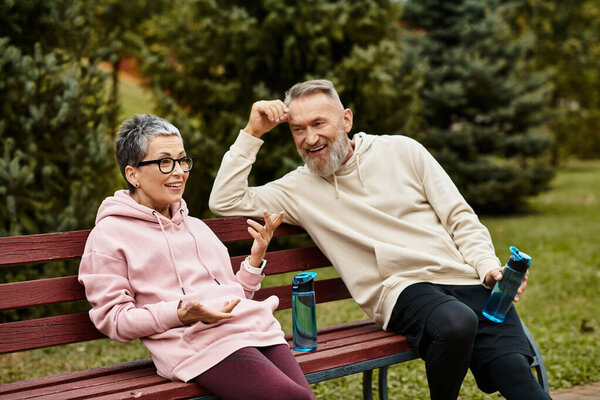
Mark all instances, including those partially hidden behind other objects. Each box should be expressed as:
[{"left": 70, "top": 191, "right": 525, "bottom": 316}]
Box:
[{"left": 0, "top": 217, "right": 548, "bottom": 399}]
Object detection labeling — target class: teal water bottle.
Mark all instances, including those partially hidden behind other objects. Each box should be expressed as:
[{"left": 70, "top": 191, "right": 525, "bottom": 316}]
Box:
[
  {"left": 482, "top": 246, "right": 531, "bottom": 323},
  {"left": 292, "top": 272, "right": 317, "bottom": 351}
]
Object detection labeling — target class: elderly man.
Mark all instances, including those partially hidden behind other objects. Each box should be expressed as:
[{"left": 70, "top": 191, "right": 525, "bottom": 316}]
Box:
[{"left": 209, "top": 80, "right": 551, "bottom": 400}]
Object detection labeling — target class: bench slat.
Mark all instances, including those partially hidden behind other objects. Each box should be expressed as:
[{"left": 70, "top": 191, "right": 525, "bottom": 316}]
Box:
[
  {"left": 254, "top": 278, "right": 350, "bottom": 310},
  {"left": 0, "top": 218, "right": 306, "bottom": 268},
  {"left": 230, "top": 246, "right": 330, "bottom": 274},
  {"left": 205, "top": 217, "right": 306, "bottom": 242},
  {"left": 303, "top": 329, "right": 395, "bottom": 352},
  {"left": 0, "top": 247, "right": 330, "bottom": 311},
  {"left": 0, "top": 278, "right": 349, "bottom": 354},
  {"left": 0, "top": 363, "right": 203, "bottom": 400},
  {"left": 0, "top": 313, "right": 103, "bottom": 354},
  {"left": 0, "top": 276, "right": 85, "bottom": 311},
  {"left": 291, "top": 319, "right": 374, "bottom": 337},
  {"left": 94, "top": 381, "right": 208, "bottom": 400},
  {"left": 0, "top": 360, "right": 153, "bottom": 396},
  {"left": 1, "top": 368, "right": 161, "bottom": 400},
  {"left": 289, "top": 322, "right": 384, "bottom": 344},
  {"left": 0, "top": 230, "right": 90, "bottom": 268},
  {"left": 294, "top": 335, "right": 413, "bottom": 375}
]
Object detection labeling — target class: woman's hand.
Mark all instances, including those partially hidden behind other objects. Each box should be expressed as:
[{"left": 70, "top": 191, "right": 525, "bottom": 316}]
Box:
[
  {"left": 247, "top": 210, "right": 285, "bottom": 267},
  {"left": 484, "top": 268, "right": 529, "bottom": 302},
  {"left": 177, "top": 299, "right": 241, "bottom": 325}
]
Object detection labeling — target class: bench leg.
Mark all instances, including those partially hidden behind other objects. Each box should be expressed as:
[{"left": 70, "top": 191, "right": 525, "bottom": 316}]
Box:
[
  {"left": 362, "top": 368, "right": 390, "bottom": 400},
  {"left": 521, "top": 320, "right": 550, "bottom": 393},
  {"left": 378, "top": 366, "right": 388, "bottom": 400},
  {"left": 362, "top": 370, "right": 373, "bottom": 400}
]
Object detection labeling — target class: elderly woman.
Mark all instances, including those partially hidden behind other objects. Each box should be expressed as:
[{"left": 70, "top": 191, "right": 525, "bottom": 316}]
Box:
[{"left": 78, "top": 114, "right": 315, "bottom": 400}]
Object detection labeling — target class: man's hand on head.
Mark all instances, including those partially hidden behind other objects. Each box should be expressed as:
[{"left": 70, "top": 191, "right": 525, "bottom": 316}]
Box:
[{"left": 243, "top": 100, "right": 289, "bottom": 138}]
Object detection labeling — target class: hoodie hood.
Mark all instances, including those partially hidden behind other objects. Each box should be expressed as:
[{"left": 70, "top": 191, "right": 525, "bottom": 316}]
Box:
[
  {"left": 96, "top": 190, "right": 187, "bottom": 226},
  {"left": 335, "top": 132, "right": 374, "bottom": 176}
]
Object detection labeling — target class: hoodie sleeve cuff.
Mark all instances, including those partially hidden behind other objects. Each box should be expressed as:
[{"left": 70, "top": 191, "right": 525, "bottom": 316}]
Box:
[
  {"left": 476, "top": 257, "right": 502, "bottom": 288},
  {"left": 159, "top": 300, "right": 185, "bottom": 329},
  {"left": 236, "top": 265, "right": 264, "bottom": 292}
]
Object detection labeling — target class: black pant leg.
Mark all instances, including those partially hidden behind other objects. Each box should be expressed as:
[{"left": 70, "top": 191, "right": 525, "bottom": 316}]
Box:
[
  {"left": 474, "top": 353, "right": 551, "bottom": 400},
  {"left": 421, "top": 300, "right": 479, "bottom": 400}
]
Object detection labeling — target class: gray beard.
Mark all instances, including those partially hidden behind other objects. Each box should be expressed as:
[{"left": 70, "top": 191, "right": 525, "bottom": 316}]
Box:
[{"left": 300, "top": 129, "right": 349, "bottom": 177}]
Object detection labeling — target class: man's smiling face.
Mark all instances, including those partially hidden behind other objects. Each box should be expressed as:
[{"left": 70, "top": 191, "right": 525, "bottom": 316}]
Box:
[{"left": 288, "top": 92, "right": 353, "bottom": 177}]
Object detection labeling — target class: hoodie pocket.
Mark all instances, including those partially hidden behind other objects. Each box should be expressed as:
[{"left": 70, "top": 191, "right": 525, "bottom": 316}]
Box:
[
  {"left": 182, "top": 296, "right": 281, "bottom": 352},
  {"left": 374, "top": 240, "right": 470, "bottom": 283},
  {"left": 182, "top": 319, "right": 225, "bottom": 342}
]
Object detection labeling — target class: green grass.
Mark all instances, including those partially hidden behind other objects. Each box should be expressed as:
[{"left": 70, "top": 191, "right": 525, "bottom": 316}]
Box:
[{"left": 2, "top": 160, "right": 599, "bottom": 398}]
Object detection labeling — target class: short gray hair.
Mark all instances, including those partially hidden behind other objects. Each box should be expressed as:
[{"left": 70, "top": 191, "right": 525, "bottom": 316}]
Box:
[
  {"left": 283, "top": 79, "right": 343, "bottom": 107},
  {"left": 115, "top": 114, "right": 182, "bottom": 192}
]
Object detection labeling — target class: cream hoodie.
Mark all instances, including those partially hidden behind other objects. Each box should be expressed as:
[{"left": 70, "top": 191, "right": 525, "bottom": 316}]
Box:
[
  {"left": 209, "top": 131, "right": 501, "bottom": 329},
  {"left": 79, "top": 190, "right": 286, "bottom": 382}
]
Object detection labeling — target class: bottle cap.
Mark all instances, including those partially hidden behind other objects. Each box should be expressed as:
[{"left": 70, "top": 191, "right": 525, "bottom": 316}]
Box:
[
  {"left": 293, "top": 272, "right": 317, "bottom": 292},
  {"left": 508, "top": 246, "right": 531, "bottom": 273}
]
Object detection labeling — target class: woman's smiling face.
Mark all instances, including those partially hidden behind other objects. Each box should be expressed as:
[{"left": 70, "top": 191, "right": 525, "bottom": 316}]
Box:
[{"left": 127, "top": 135, "right": 189, "bottom": 218}]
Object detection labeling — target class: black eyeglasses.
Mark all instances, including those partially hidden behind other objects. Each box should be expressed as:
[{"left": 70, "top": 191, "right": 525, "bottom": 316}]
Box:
[{"left": 137, "top": 156, "right": 194, "bottom": 174}]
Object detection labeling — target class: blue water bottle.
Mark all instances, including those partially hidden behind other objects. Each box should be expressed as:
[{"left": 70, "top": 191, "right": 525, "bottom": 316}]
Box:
[
  {"left": 292, "top": 272, "right": 317, "bottom": 351},
  {"left": 482, "top": 246, "right": 531, "bottom": 323}
]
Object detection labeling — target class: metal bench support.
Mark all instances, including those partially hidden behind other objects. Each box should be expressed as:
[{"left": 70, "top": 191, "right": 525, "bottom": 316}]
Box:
[{"left": 521, "top": 320, "right": 550, "bottom": 393}]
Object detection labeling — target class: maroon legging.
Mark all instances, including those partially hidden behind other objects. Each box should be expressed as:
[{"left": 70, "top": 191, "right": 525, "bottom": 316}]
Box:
[{"left": 193, "top": 344, "right": 315, "bottom": 400}]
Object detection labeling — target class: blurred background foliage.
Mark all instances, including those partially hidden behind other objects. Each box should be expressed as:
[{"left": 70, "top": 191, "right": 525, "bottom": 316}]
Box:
[
  {"left": 2, "top": 0, "right": 599, "bottom": 233},
  {"left": 508, "top": 0, "right": 600, "bottom": 162},
  {"left": 1, "top": 0, "right": 599, "bottom": 266}
]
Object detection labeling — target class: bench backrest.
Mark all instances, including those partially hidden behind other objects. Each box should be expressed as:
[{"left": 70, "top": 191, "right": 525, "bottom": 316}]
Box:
[{"left": 0, "top": 217, "right": 349, "bottom": 354}]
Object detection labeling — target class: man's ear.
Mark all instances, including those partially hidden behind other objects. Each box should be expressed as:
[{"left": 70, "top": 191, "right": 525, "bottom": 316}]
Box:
[{"left": 343, "top": 108, "right": 353, "bottom": 134}]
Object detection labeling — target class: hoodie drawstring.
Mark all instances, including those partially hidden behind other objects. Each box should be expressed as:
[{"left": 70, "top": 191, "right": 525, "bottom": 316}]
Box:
[
  {"left": 181, "top": 210, "right": 221, "bottom": 285},
  {"left": 153, "top": 211, "right": 187, "bottom": 295},
  {"left": 331, "top": 151, "right": 364, "bottom": 199},
  {"left": 356, "top": 153, "right": 365, "bottom": 188},
  {"left": 333, "top": 174, "right": 340, "bottom": 199}
]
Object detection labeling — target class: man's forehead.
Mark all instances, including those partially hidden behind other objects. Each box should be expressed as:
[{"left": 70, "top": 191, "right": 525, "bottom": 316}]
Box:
[{"left": 288, "top": 93, "right": 342, "bottom": 122}]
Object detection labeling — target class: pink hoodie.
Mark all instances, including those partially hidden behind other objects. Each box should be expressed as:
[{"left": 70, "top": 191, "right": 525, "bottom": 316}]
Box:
[{"left": 78, "top": 190, "right": 286, "bottom": 382}]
